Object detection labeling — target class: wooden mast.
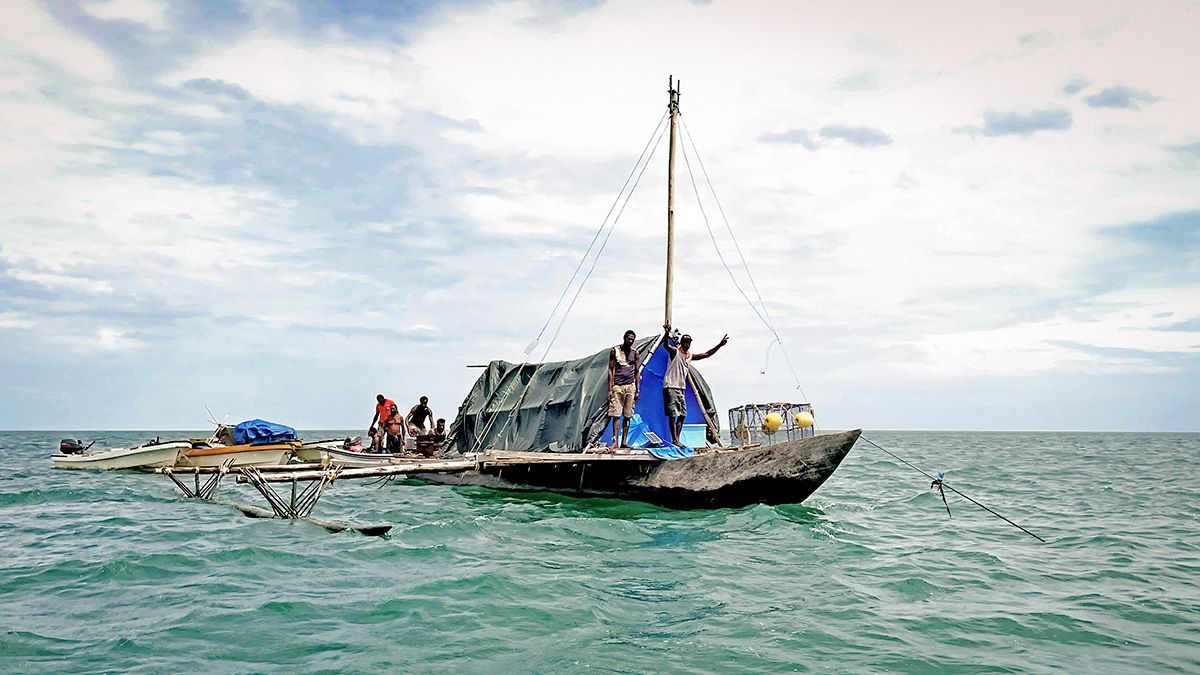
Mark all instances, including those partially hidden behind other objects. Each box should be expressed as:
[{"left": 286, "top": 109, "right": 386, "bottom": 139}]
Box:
[
  {"left": 665, "top": 76, "right": 680, "bottom": 327},
  {"left": 663, "top": 78, "right": 721, "bottom": 447}
]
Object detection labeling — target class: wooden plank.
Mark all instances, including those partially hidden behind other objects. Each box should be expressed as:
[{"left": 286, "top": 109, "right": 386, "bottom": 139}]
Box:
[{"left": 486, "top": 456, "right": 657, "bottom": 467}]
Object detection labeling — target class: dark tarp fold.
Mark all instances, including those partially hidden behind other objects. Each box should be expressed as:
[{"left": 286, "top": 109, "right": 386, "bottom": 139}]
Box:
[{"left": 443, "top": 336, "right": 719, "bottom": 456}]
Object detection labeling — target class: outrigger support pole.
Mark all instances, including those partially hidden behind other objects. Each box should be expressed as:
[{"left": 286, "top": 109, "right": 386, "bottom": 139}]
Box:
[
  {"left": 160, "top": 462, "right": 389, "bottom": 536},
  {"left": 163, "top": 458, "right": 235, "bottom": 500},
  {"left": 240, "top": 466, "right": 342, "bottom": 519}
]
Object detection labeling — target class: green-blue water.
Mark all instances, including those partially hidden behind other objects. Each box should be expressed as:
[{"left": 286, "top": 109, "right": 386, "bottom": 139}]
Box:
[{"left": 3, "top": 431, "right": 1198, "bottom": 674}]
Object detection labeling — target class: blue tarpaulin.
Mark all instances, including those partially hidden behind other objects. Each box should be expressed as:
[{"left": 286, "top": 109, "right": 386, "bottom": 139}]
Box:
[{"left": 232, "top": 419, "right": 297, "bottom": 446}]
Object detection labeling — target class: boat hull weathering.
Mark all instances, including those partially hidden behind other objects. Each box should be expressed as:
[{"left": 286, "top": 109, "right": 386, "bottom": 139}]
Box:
[{"left": 415, "top": 430, "right": 860, "bottom": 509}]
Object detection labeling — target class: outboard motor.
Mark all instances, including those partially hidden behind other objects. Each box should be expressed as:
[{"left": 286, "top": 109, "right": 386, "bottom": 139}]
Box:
[
  {"left": 59, "top": 439, "right": 86, "bottom": 455},
  {"left": 343, "top": 435, "right": 363, "bottom": 452}
]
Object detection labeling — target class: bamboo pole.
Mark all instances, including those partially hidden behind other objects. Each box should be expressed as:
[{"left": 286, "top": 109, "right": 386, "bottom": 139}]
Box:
[
  {"left": 665, "top": 76, "right": 680, "bottom": 328},
  {"left": 156, "top": 463, "right": 325, "bottom": 474},
  {"left": 234, "top": 460, "right": 476, "bottom": 483}
]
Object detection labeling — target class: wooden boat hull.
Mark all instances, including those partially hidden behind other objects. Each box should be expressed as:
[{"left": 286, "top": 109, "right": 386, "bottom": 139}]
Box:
[
  {"left": 293, "top": 440, "right": 341, "bottom": 463},
  {"left": 177, "top": 443, "right": 296, "bottom": 468},
  {"left": 410, "top": 429, "right": 860, "bottom": 509},
  {"left": 52, "top": 441, "right": 189, "bottom": 470},
  {"left": 324, "top": 446, "right": 419, "bottom": 467}
]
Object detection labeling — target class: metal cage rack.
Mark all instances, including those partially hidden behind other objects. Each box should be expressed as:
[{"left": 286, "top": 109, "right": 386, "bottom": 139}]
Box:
[{"left": 728, "top": 402, "right": 814, "bottom": 446}]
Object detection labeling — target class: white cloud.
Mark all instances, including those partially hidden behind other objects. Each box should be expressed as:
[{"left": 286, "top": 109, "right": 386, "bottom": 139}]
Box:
[
  {"left": 0, "top": 0, "right": 115, "bottom": 80},
  {"left": 6, "top": 269, "right": 114, "bottom": 294},
  {"left": 49, "top": 327, "right": 145, "bottom": 352},
  {"left": 81, "top": 0, "right": 170, "bottom": 31},
  {"left": 163, "top": 35, "right": 418, "bottom": 143},
  {"left": 0, "top": 312, "right": 37, "bottom": 330}
]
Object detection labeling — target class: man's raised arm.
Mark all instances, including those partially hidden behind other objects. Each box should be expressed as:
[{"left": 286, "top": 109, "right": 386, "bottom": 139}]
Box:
[{"left": 691, "top": 334, "right": 729, "bottom": 361}]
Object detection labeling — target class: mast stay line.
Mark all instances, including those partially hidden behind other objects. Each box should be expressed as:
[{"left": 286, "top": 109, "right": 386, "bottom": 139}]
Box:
[
  {"left": 677, "top": 116, "right": 809, "bottom": 399},
  {"left": 469, "top": 109, "right": 670, "bottom": 453},
  {"left": 525, "top": 108, "right": 670, "bottom": 357}
]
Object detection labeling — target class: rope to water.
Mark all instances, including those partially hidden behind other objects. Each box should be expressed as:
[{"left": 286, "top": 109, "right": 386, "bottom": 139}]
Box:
[{"left": 860, "top": 435, "right": 1046, "bottom": 542}]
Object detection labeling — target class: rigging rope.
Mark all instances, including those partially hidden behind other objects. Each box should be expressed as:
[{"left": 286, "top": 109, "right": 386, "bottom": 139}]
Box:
[
  {"left": 538, "top": 120, "right": 669, "bottom": 362},
  {"left": 677, "top": 116, "right": 809, "bottom": 402},
  {"left": 470, "top": 111, "right": 670, "bottom": 454},
  {"left": 525, "top": 109, "right": 669, "bottom": 356}
]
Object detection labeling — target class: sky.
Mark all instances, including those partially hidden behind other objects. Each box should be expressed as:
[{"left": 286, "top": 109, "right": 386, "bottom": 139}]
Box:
[{"left": 1, "top": 0, "right": 1197, "bottom": 431}]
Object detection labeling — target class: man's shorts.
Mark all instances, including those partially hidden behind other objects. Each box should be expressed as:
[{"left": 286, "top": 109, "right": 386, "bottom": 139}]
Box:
[
  {"left": 609, "top": 383, "right": 637, "bottom": 418},
  {"left": 663, "top": 387, "right": 687, "bottom": 418},
  {"left": 384, "top": 434, "right": 404, "bottom": 454}
]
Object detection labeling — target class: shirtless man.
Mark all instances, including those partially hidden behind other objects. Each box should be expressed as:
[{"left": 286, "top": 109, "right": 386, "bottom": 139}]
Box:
[
  {"left": 661, "top": 324, "right": 727, "bottom": 447},
  {"left": 406, "top": 396, "right": 435, "bottom": 437},
  {"left": 384, "top": 404, "right": 405, "bottom": 454}
]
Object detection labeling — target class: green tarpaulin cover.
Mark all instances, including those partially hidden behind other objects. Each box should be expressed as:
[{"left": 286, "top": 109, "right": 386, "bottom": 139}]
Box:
[{"left": 444, "top": 337, "right": 719, "bottom": 455}]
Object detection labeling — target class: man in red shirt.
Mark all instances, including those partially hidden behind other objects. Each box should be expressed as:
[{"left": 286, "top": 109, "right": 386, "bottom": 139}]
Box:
[{"left": 370, "top": 393, "right": 396, "bottom": 451}]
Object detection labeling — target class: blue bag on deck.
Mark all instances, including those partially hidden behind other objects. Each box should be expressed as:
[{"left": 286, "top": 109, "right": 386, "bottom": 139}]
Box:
[
  {"left": 647, "top": 444, "right": 696, "bottom": 460},
  {"left": 232, "top": 419, "right": 297, "bottom": 445}
]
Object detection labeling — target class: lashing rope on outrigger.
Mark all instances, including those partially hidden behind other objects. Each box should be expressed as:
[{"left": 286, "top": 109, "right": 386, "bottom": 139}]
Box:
[{"left": 860, "top": 436, "right": 1046, "bottom": 542}]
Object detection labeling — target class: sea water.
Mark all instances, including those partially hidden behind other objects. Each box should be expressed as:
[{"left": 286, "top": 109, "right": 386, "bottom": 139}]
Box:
[{"left": 2, "top": 430, "right": 1198, "bottom": 674}]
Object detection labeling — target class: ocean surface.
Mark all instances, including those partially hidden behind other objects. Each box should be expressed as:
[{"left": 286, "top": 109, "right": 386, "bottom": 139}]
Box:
[{"left": 2, "top": 430, "right": 1198, "bottom": 674}]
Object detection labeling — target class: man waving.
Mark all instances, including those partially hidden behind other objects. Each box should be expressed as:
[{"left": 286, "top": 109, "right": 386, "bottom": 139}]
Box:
[{"left": 661, "top": 324, "right": 727, "bottom": 447}]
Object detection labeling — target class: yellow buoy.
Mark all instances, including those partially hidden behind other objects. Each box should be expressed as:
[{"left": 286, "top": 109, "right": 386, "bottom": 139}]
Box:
[
  {"left": 762, "top": 412, "right": 783, "bottom": 434},
  {"left": 794, "top": 412, "right": 814, "bottom": 428}
]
